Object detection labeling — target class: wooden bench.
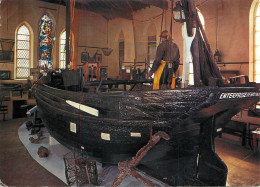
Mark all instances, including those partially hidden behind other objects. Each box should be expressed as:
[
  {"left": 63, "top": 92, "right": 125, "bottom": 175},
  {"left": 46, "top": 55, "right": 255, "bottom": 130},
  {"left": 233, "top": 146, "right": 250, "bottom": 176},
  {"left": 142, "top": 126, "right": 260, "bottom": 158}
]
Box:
[
  {"left": 222, "top": 121, "right": 247, "bottom": 146},
  {"left": 252, "top": 128, "right": 260, "bottom": 152},
  {"left": 0, "top": 105, "right": 8, "bottom": 121}
]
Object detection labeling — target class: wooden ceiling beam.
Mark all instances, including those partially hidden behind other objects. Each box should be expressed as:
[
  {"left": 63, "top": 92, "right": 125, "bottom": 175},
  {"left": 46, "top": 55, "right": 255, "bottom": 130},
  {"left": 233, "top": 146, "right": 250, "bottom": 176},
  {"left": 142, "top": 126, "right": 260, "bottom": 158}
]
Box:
[
  {"left": 38, "top": 0, "right": 168, "bottom": 20},
  {"left": 136, "top": 0, "right": 168, "bottom": 9}
]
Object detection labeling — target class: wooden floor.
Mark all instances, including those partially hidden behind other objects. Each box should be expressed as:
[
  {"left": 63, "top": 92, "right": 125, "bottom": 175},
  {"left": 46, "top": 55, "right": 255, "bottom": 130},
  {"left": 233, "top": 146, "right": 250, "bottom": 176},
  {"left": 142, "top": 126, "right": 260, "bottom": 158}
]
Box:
[
  {"left": 215, "top": 134, "right": 260, "bottom": 186},
  {"left": 0, "top": 118, "right": 66, "bottom": 186},
  {"left": 0, "top": 118, "right": 259, "bottom": 186}
]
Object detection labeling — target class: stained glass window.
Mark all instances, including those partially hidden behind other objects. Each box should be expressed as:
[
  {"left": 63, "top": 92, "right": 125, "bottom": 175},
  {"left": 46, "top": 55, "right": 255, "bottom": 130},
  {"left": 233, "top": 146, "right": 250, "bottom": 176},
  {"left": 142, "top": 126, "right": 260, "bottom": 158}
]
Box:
[
  {"left": 39, "top": 14, "right": 53, "bottom": 68},
  {"left": 60, "top": 31, "right": 66, "bottom": 69},
  {"left": 16, "top": 25, "right": 30, "bottom": 79}
]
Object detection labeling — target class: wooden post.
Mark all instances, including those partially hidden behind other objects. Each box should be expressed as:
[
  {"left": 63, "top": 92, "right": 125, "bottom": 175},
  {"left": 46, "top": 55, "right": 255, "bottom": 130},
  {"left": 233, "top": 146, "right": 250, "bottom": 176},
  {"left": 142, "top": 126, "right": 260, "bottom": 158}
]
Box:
[
  {"left": 97, "top": 62, "right": 100, "bottom": 80},
  {"left": 70, "top": 4, "right": 79, "bottom": 70},
  {"left": 145, "top": 58, "right": 148, "bottom": 79},
  {"left": 84, "top": 62, "right": 88, "bottom": 83},
  {"left": 65, "top": 0, "right": 71, "bottom": 69},
  {"left": 91, "top": 65, "right": 93, "bottom": 81},
  {"left": 181, "top": 23, "right": 194, "bottom": 88}
]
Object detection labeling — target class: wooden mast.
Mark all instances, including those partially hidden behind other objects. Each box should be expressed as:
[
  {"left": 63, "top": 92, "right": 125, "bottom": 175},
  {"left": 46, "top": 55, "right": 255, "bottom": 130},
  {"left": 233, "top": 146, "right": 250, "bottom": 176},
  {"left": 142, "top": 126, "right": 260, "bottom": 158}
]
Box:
[{"left": 65, "top": 0, "right": 70, "bottom": 69}]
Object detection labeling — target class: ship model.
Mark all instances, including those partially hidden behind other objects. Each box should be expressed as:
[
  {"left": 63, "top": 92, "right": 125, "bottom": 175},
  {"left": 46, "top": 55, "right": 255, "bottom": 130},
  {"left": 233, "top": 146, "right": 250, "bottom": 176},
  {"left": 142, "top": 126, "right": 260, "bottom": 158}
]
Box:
[{"left": 33, "top": 0, "right": 260, "bottom": 185}]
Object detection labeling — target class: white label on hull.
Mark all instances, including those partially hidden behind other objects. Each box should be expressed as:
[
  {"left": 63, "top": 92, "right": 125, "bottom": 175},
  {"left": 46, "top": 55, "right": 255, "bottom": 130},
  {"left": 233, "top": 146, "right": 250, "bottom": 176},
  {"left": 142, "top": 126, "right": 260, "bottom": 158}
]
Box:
[
  {"left": 101, "top": 133, "right": 110, "bottom": 141},
  {"left": 219, "top": 92, "right": 260, "bottom": 100},
  {"left": 66, "top": 100, "right": 99, "bottom": 117},
  {"left": 131, "top": 132, "right": 141, "bottom": 137},
  {"left": 70, "top": 122, "right": 77, "bottom": 133}
]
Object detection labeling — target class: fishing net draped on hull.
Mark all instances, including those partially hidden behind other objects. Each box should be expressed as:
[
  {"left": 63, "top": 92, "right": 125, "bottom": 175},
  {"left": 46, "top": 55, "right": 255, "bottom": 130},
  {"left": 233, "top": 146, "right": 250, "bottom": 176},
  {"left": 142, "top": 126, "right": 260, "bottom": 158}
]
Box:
[{"left": 191, "top": 28, "right": 223, "bottom": 86}]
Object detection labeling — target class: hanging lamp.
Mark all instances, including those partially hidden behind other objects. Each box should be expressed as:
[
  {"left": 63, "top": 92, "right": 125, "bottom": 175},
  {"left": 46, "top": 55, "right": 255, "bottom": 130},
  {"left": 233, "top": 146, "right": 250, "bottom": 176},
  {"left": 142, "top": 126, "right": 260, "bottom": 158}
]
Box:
[
  {"left": 172, "top": 1, "right": 186, "bottom": 23},
  {"left": 102, "top": 20, "right": 113, "bottom": 56}
]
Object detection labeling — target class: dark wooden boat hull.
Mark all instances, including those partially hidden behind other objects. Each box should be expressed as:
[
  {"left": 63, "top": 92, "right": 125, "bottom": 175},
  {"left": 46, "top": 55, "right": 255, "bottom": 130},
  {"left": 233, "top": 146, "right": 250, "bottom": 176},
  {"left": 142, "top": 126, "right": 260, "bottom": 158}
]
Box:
[{"left": 34, "top": 83, "right": 260, "bottom": 164}]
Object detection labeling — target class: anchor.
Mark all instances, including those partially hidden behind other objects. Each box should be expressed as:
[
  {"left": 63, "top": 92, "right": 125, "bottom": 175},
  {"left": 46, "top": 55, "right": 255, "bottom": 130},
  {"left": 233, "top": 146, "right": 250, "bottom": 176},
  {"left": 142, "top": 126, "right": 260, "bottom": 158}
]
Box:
[{"left": 112, "top": 131, "right": 170, "bottom": 186}]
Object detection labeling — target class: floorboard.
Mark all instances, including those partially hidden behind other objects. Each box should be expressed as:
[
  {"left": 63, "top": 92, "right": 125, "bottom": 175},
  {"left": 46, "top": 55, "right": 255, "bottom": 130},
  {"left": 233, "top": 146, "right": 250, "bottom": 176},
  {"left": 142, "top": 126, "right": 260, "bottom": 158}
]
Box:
[{"left": 0, "top": 118, "right": 259, "bottom": 186}]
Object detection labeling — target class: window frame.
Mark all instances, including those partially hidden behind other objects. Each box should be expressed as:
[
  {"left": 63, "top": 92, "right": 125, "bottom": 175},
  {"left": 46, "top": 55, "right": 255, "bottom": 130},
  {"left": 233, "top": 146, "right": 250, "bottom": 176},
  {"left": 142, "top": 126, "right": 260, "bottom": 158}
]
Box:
[
  {"left": 253, "top": 1, "right": 260, "bottom": 110},
  {"left": 147, "top": 35, "right": 157, "bottom": 72},
  {"left": 254, "top": 3, "right": 260, "bottom": 83},
  {"left": 15, "top": 24, "right": 31, "bottom": 79},
  {"left": 59, "top": 31, "right": 66, "bottom": 69},
  {"left": 39, "top": 13, "right": 53, "bottom": 68}
]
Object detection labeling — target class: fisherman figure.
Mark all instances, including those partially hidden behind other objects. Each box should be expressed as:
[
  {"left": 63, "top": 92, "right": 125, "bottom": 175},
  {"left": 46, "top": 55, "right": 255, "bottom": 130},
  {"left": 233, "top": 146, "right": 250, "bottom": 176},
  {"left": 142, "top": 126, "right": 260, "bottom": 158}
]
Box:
[{"left": 148, "top": 30, "right": 180, "bottom": 88}]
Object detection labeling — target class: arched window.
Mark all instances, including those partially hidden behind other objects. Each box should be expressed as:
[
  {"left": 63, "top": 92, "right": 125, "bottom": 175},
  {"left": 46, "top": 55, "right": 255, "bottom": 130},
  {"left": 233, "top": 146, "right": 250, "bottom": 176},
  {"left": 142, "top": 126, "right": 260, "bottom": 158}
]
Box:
[
  {"left": 60, "top": 31, "right": 66, "bottom": 69},
  {"left": 39, "top": 14, "right": 53, "bottom": 68},
  {"left": 189, "top": 10, "right": 205, "bottom": 85},
  {"left": 147, "top": 23, "right": 157, "bottom": 71},
  {"left": 16, "top": 25, "right": 31, "bottom": 79},
  {"left": 254, "top": 3, "right": 260, "bottom": 83}
]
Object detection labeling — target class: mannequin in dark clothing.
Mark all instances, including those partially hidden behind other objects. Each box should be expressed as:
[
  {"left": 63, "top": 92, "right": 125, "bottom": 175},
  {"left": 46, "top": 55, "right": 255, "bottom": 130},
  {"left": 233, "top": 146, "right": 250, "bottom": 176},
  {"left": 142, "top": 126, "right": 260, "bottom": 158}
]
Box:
[{"left": 148, "top": 30, "right": 180, "bottom": 86}]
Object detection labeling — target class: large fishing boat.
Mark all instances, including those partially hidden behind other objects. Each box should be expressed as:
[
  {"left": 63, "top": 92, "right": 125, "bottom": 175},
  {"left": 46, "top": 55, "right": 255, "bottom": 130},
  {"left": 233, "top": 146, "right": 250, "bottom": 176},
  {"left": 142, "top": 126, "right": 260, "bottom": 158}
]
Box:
[
  {"left": 33, "top": 71, "right": 259, "bottom": 185},
  {"left": 34, "top": 73, "right": 260, "bottom": 162},
  {"left": 33, "top": 0, "right": 260, "bottom": 185}
]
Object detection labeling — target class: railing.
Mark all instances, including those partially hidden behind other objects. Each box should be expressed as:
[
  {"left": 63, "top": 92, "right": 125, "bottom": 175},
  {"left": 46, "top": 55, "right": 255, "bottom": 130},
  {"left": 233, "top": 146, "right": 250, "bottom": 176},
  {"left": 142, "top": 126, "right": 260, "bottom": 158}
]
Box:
[
  {"left": 229, "top": 75, "right": 249, "bottom": 84},
  {"left": 85, "top": 79, "right": 153, "bottom": 92}
]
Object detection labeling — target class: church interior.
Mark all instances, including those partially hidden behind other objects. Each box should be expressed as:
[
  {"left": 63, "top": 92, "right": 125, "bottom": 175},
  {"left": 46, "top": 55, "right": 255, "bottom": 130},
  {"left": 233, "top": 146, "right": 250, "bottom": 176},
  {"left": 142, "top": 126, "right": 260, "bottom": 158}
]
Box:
[{"left": 0, "top": 0, "right": 260, "bottom": 186}]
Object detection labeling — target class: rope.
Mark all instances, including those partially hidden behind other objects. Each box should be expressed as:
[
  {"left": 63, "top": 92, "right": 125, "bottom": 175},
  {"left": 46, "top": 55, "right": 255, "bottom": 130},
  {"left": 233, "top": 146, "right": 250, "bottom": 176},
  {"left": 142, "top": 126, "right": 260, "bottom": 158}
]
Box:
[
  {"left": 107, "top": 20, "right": 108, "bottom": 47},
  {"left": 170, "top": 0, "right": 173, "bottom": 40},
  {"left": 164, "top": 10, "right": 167, "bottom": 30},
  {"left": 6, "top": 0, "right": 8, "bottom": 30},
  {"left": 70, "top": 0, "right": 76, "bottom": 23},
  {"left": 160, "top": 9, "right": 164, "bottom": 42},
  {"left": 216, "top": 0, "right": 218, "bottom": 49},
  {"left": 196, "top": 0, "right": 209, "bottom": 8},
  {"left": 132, "top": 12, "right": 164, "bottom": 23}
]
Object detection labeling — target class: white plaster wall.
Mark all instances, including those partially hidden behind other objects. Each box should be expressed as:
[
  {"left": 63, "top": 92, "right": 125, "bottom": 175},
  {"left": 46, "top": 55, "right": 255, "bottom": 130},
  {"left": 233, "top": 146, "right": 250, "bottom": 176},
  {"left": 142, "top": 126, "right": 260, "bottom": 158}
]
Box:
[
  {"left": 0, "top": 0, "right": 255, "bottom": 79},
  {"left": 107, "top": 18, "right": 135, "bottom": 78},
  {"left": 198, "top": 0, "right": 253, "bottom": 77},
  {"left": 0, "top": 0, "right": 66, "bottom": 78},
  {"left": 77, "top": 10, "right": 107, "bottom": 65},
  {"left": 132, "top": 5, "right": 184, "bottom": 65}
]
